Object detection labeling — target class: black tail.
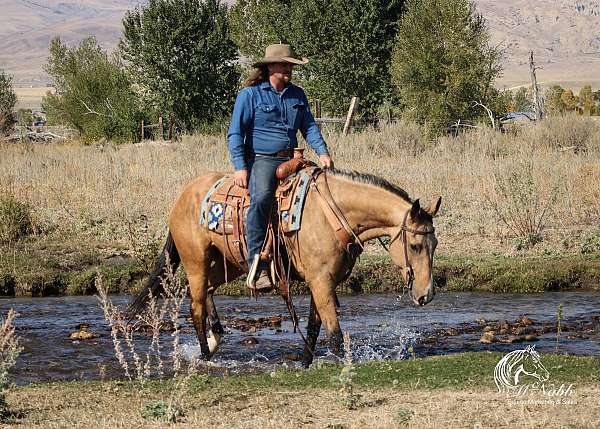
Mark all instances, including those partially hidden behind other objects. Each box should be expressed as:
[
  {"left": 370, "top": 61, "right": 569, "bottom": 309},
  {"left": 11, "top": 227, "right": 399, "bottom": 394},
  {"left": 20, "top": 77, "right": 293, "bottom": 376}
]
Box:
[{"left": 127, "top": 231, "right": 181, "bottom": 318}]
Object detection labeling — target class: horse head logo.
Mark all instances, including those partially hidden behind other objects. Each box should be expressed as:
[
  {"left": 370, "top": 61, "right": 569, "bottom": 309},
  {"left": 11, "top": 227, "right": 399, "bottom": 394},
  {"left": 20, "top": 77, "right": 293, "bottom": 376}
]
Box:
[{"left": 494, "top": 345, "right": 550, "bottom": 393}]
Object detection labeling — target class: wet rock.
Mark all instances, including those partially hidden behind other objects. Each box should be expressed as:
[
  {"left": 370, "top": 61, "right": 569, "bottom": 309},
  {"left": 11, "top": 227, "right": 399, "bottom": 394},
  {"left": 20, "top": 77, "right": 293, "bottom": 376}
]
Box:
[
  {"left": 445, "top": 328, "right": 459, "bottom": 336},
  {"left": 69, "top": 330, "right": 100, "bottom": 340},
  {"left": 228, "top": 315, "right": 285, "bottom": 332},
  {"left": 421, "top": 336, "right": 438, "bottom": 345},
  {"left": 480, "top": 331, "right": 495, "bottom": 344},
  {"left": 499, "top": 320, "right": 510, "bottom": 334},
  {"left": 240, "top": 337, "right": 259, "bottom": 346},
  {"left": 476, "top": 318, "right": 487, "bottom": 325},
  {"left": 518, "top": 316, "right": 534, "bottom": 326},
  {"left": 524, "top": 334, "right": 539, "bottom": 342},
  {"left": 483, "top": 325, "right": 494, "bottom": 333},
  {"left": 514, "top": 326, "right": 535, "bottom": 335},
  {"left": 282, "top": 352, "right": 303, "bottom": 361}
]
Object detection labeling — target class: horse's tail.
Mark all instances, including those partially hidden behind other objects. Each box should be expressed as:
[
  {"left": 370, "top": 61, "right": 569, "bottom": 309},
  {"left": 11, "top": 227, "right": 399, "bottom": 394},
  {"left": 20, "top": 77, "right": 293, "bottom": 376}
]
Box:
[{"left": 127, "top": 231, "right": 181, "bottom": 318}]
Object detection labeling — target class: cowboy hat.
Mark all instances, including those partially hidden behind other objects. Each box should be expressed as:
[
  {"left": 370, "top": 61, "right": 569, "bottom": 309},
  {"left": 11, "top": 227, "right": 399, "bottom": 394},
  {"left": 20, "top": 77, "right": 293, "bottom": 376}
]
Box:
[{"left": 252, "top": 43, "right": 309, "bottom": 67}]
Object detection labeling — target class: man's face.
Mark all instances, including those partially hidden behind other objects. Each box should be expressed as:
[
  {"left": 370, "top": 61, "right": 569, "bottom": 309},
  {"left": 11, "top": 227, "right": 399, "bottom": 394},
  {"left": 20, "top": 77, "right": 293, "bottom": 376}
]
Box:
[{"left": 267, "top": 62, "right": 294, "bottom": 83}]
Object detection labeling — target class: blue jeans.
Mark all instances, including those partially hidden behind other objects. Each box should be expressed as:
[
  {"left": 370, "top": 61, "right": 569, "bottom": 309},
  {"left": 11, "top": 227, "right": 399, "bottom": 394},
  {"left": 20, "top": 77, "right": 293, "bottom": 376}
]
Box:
[{"left": 246, "top": 155, "right": 289, "bottom": 269}]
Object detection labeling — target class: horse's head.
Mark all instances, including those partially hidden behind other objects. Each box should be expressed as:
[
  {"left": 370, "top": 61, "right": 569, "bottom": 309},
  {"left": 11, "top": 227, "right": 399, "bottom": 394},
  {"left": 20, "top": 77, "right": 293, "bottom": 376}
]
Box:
[
  {"left": 521, "top": 345, "right": 550, "bottom": 384},
  {"left": 388, "top": 197, "right": 441, "bottom": 306}
]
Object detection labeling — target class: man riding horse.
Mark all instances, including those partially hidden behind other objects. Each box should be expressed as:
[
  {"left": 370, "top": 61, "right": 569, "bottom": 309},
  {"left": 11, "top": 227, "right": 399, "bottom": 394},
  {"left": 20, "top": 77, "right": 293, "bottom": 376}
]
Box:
[{"left": 227, "top": 43, "right": 334, "bottom": 291}]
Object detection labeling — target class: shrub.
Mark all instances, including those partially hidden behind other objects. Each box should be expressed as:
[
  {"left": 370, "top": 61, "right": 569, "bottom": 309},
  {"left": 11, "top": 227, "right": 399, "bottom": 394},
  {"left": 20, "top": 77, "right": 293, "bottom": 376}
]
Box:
[
  {"left": 485, "top": 159, "right": 557, "bottom": 248},
  {"left": 0, "top": 70, "right": 17, "bottom": 136},
  {"left": 0, "top": 195, "right": 34, "bottom": 243}
]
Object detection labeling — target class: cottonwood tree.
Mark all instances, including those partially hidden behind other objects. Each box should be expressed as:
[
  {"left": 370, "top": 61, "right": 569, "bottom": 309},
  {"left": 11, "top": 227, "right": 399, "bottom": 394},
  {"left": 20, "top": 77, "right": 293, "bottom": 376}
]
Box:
[
  {"left": 544, "top": 85, "right": 565, "bottom": 116},
  {"left": 43, "top": 37, "right": 142, "bottom": 142},
  {"left": 230, "top": 0, "right": 405, "bottom": 116},
  {"left": 390, "top": 0, "right": 502, "bottom": 133},
  {"left": 120, "top": 0, "right": 239, "bottom": 131},
  {"left": 0, "top": 69, "right": 17, "bottom": 136}
]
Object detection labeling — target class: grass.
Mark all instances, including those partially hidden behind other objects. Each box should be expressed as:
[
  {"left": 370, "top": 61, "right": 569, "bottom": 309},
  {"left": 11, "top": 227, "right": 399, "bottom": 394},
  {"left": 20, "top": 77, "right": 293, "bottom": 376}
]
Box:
[
  {"left": 5, "top": 353, "right": 600, "bottom": 428},
  {"left": 1, "top": 117, "right": 600, "bottom": 296}
]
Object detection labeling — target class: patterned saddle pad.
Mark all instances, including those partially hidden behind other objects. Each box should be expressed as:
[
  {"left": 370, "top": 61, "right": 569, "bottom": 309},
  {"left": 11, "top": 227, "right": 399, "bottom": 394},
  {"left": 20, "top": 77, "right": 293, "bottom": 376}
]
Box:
[{"left": 199, "top": 167, "right": 315, "bottom": 266}]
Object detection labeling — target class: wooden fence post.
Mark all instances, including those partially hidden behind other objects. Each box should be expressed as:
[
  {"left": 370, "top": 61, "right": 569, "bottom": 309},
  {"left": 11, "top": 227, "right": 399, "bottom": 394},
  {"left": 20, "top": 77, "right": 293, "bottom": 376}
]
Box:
[
  {"left": 168, "top": 117, "right": 174, "bottom": 141},
  {"left": 140, "top": 120, "right": 144, "bottom": 142},
  {"left": 158, "top": 116, "right": 164, "bottom": 140},
  {"left": 315, "top": 100, "right": 321, "bottom": 119},
  {"left": 343, "top": 97, "right": 359, "bottom": 135}
]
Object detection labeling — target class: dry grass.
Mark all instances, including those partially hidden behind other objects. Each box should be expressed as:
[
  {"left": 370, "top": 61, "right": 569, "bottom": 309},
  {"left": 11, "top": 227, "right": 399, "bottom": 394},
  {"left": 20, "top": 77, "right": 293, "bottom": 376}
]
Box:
[
  {"left": 6, "top": 383, "right": 599, "bottom": 428},
  {"left": 1, "top": 116, "right": 599, "bottom": 257}
]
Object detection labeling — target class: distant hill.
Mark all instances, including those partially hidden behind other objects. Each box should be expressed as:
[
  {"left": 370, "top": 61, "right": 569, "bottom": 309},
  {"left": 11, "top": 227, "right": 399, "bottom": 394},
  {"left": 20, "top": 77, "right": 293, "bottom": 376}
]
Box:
[{"left": 1, "top": 0, "right": 599, "bottom": 91}]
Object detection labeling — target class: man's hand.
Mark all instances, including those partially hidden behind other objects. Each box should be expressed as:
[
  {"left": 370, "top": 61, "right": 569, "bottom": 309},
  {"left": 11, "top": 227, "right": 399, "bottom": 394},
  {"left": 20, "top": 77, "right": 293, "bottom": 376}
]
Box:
[
  {"left": 319, "top": 154, "right": 334, "bottom": 169},
  {"left": 234, "top": 169, "right": 248, "bottom": 188}
]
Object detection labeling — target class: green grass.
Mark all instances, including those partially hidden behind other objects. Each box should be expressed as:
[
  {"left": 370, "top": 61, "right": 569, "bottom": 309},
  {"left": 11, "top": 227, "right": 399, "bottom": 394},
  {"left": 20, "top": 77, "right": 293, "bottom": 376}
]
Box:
[
  {"left": 22, "top": 353, "right": 600, "bottom": 395},
  {"left": 1, "top": 237, "right": 599, "bottom": 297}
]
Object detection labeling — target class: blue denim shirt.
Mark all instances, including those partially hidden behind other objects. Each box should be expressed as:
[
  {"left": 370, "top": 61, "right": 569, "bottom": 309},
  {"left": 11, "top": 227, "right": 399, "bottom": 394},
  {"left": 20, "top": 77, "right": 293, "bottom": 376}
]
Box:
[{"left": 227, "top": 81, "right": 328, "bottom": 171}]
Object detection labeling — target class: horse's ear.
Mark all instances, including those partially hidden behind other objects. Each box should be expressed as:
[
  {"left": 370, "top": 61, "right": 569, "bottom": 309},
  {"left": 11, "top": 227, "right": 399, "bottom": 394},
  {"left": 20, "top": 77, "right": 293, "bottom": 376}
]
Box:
[
  {"left": 410, "top": 199, "right": 420, "bottom": 219},
  {"left": 425, "top": 196, "right": 442, "bottom": 217}
]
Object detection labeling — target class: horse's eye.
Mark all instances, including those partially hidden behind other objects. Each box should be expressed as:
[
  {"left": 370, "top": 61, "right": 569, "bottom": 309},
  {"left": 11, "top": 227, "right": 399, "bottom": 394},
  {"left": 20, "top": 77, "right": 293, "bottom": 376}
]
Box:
[{"left": 410, "top": 244, "right": 421, "bottom": 253}]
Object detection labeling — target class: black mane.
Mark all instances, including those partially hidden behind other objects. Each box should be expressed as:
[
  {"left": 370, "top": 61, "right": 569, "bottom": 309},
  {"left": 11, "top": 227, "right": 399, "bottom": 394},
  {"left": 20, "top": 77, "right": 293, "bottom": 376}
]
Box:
[{"left": 328, "top": 168, "right": 412, "bottom": 203}]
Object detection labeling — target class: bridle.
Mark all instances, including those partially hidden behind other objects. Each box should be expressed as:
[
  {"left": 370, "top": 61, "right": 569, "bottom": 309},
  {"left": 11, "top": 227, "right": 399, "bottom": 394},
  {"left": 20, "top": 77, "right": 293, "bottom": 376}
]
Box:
[{"left": 384, "top": 209, "right": 436, "bottom": 292}]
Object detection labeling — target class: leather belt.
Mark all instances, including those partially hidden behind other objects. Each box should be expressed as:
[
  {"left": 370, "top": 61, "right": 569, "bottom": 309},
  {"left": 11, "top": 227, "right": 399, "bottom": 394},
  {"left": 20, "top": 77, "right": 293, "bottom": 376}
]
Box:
[{"left": 260, "top": 149, "right": 294, "bottom": 158}]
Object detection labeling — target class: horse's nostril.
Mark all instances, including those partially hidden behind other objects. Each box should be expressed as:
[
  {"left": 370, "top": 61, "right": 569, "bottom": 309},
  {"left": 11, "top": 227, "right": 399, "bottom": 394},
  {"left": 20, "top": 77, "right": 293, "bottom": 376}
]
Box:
[{"left": 418, "top": 296, "right": 426, "bottom": 306}]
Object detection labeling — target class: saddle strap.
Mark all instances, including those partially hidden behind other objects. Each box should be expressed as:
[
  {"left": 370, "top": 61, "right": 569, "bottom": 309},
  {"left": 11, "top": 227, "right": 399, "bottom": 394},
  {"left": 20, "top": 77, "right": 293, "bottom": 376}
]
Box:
[{"left": 310, "top": 170, "right": 363, "bottom": 257}]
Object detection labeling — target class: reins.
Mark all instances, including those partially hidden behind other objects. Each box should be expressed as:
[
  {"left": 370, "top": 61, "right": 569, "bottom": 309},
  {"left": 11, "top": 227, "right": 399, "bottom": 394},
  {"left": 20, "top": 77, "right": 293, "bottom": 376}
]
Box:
[{"left": 378, "top": 209, "right": 435, "bottom": 293}]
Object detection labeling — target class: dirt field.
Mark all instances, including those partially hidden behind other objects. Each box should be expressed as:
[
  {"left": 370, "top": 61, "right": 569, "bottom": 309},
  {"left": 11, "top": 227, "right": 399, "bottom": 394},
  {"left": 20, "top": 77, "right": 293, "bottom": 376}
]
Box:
[{"left": 13, "top": 86, "right": 55, "bottom": 110}]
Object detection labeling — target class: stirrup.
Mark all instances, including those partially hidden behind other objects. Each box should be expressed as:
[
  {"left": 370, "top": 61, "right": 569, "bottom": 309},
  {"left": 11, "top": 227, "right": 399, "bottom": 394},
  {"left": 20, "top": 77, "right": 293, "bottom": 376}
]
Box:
[{"left": 246, "top": 254, "right": 261, "bottom": 290}]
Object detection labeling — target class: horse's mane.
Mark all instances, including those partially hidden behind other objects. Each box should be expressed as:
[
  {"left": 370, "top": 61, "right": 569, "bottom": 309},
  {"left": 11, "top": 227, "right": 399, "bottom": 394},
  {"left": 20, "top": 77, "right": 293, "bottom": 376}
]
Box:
[{"left": 328, "top": 168, "right": 412, "bottom": 203}]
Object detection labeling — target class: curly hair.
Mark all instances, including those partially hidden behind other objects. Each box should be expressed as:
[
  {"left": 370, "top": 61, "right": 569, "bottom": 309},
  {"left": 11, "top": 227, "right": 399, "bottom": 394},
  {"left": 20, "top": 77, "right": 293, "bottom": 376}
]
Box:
[{"left": 242, "top": 65, "right": 269, "bottom": 87}]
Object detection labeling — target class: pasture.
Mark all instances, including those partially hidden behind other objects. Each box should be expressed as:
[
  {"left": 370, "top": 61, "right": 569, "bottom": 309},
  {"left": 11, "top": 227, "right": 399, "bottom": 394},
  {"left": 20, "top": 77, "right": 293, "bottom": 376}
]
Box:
[
  {"left": 1, "top": 117, "right": 600, "bottom": 428},
  {"left": 1, "top": 116, "right": 600, "bottom": 296}
]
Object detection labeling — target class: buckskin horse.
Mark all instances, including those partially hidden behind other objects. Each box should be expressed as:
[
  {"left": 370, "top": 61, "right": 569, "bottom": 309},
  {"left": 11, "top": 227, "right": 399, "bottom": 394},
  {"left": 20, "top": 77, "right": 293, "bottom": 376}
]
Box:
[{"left": 129, "top": 168, "right": 441, "bottom": 368}]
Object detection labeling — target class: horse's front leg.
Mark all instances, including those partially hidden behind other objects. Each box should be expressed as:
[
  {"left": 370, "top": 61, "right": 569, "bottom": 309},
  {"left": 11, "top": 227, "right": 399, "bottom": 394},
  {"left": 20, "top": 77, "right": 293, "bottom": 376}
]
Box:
[
  {"left": 310, "top": 278, "right": 343, "bottom": 357},
  {"left": 302, "top": 294, "right": 322, "bottom": 368}
]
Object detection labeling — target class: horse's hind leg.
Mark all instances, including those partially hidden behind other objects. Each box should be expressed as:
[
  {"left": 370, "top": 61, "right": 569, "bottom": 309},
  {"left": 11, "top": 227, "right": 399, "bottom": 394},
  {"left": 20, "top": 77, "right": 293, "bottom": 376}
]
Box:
[
  {"left": 204, "top": 248, "right": 244, "bottom": 355},
  {"left": 188, "top": 268, "right": 211, "bottom": 359},
  {"left": 302, "top": 294, "right": 322, "bottom": 368}
]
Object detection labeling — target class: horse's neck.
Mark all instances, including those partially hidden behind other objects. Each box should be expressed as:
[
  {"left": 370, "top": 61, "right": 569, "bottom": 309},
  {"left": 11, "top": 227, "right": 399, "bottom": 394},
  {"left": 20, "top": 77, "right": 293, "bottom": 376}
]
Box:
[{"left": 326, "top": 176, "right": 411, "bottom": 241}]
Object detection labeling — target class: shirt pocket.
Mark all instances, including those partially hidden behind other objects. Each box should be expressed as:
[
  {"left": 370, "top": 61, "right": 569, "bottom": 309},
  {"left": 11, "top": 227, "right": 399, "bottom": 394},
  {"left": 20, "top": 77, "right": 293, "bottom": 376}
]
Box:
[
  {"left": 290, "top": 102, "right": 306, "bottom": 129},
  {"left": 255, "top": 103, "right": 279, "bottom": 126}
]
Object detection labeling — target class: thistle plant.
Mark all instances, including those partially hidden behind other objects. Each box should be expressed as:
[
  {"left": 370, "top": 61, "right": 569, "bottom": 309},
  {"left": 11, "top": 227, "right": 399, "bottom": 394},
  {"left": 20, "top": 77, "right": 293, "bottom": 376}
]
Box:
[
  {"left": 0, "top": 309, "right": 22, "bottom": 420},
  {"left": 335, "top": 332, "right": 361, "bottom": 410}
]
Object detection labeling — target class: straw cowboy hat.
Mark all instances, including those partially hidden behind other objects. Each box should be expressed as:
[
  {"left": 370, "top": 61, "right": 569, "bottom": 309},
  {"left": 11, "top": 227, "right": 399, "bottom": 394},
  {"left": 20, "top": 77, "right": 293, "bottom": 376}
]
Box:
[{"left": 252, "top": 43, "right": 309, "bottom": 67}]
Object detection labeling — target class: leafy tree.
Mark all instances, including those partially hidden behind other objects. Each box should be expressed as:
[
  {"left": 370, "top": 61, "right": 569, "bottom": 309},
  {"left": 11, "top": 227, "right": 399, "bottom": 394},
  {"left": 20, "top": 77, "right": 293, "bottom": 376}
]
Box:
[
  {"left": 390, "top": 0, "right": 502, "bottom": 133},
  {"left": 0, "top": 69, "right": 17, "bottom": 136},
  {"left": 578, "top": 85, "right": 594, "bottom": 115},
  {"left": 560, "top": 89, "right": 578, "bottom": 112},
  {"left": 230, "top": 0, "right": 405, "bottom": 116},
  {"left": 512, "top": 87, "right": 532, "bottom": 112},
  {"left": 120, "top": 0, "right": 239, "bottom": 131},
  {"left": 43, "top": 37, "right": 143, "bottom": 142},
  {"left": 544, "top": 85, "right": 565, "bottom": 116}
]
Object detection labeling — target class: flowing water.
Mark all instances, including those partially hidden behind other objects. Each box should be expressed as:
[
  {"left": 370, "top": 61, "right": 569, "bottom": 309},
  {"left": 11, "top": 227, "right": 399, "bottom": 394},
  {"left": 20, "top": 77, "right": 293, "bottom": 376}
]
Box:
[{"left": 3, "top": 291, "right": 600, "bottom": 385}]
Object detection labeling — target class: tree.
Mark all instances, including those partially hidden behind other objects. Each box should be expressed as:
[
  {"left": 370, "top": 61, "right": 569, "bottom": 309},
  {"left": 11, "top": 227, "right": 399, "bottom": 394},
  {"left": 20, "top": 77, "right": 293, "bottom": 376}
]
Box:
[
  {"left": 120, "top": 0, "right": 239, "bottom": 131},
  {"left": 43, "top": 37, "right": 143, "bottom": 142},
  {"left": 0, "top": 69, "right": 17, "bottom": 136},
  {"left": 578, "top": 85, "right": 594, "bottom": 115},
  {"left": 512, "top": 87, "right": 532, "bottom": 112},
  {"left": 544, "top": 85, "right": 565, "bottom": 116},
  {"left": 390, "top": 0, "right": 502, "bottom": 133},
  {"left": 560, "top": 89, "right": 578, "bottom": 112},
  {"left": 230, "top": 0, "right": 405, "bottom": 116}
]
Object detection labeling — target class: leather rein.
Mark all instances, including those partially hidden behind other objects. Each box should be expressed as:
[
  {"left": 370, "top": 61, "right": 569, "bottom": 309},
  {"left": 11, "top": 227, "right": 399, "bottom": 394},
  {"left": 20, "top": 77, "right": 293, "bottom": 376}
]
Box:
[{"left": 310, "top": 168, "right": 435, "bottom": 292}]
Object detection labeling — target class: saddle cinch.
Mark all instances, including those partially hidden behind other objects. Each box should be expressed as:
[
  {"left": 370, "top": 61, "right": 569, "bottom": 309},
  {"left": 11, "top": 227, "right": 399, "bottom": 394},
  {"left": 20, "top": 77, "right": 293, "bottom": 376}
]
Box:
[{"left": 199, "top": 154, "right": 318, "bottom": 272}]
